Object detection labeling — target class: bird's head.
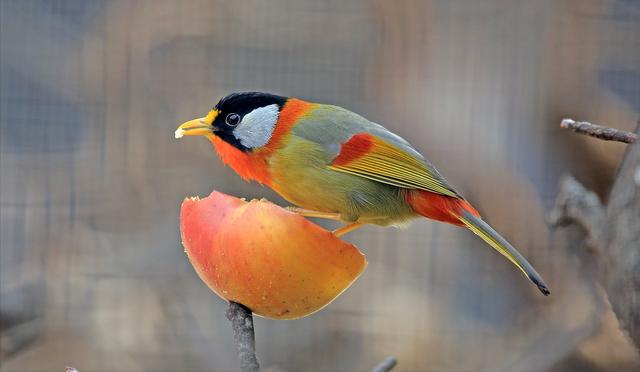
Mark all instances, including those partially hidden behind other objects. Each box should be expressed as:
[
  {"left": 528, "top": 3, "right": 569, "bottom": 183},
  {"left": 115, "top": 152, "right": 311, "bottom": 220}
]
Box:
[{"left": 176, "top": 92, "right": 288, "bottom": 152}]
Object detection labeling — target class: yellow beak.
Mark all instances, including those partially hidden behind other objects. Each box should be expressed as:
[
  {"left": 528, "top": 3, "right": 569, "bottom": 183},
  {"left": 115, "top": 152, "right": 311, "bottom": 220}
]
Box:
[{"left": 175, "top": 110, "right": 219, "bottom": 139}]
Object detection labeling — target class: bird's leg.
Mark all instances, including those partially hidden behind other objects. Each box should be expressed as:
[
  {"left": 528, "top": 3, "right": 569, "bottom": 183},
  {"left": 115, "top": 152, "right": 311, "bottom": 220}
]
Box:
[
  {"left": 285, "top": 206, "right": 363, "bottom": 236},
  {"left": 333, "top": 222, "right": 364, "bottom": 237},
  {"left": 285, "top": 207, "right": 342, "bottom": 221}
]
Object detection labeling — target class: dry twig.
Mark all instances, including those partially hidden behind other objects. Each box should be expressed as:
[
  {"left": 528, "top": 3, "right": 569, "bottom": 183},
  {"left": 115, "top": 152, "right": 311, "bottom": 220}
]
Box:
[
  {"left": 560, "top": 118, "right": 637, "bottom": 144},
  {"left": 226, "top": 302, "right": 260, "bottom": 372}
]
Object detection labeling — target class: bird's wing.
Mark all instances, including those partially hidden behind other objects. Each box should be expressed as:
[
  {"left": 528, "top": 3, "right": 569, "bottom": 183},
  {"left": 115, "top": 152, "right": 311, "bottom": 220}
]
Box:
[
  {"left": 292, "top": 105, "right": 460, "bottom": 198},
  {"left": 327, "top": 132, "right": 460, "bottom": 198}
]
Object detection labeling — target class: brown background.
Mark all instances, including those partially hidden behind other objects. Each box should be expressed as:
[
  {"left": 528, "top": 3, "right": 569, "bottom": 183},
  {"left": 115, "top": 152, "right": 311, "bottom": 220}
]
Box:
[{"left": 1, "top": 0, "right": 639, "bottom": 371}]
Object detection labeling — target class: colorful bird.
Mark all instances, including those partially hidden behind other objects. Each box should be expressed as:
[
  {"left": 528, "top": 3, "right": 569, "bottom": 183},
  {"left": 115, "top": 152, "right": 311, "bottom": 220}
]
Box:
[{"left": 176, "top": 92, "right": 550, "bottom": 295}]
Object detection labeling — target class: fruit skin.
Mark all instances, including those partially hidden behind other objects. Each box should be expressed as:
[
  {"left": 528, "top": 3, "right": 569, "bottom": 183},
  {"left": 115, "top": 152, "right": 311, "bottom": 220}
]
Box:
[{"left": 179, "top": 191, "right": 367, "bottom": 320}]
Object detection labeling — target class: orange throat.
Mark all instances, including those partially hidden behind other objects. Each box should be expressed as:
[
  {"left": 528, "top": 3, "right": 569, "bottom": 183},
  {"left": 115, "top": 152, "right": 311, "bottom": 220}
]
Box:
[
  {"left": 210, "top": 136, "right": 271, "bottom": 185},
  {"left": 209, "top": 98, "right": 314, "bottom": 186}
]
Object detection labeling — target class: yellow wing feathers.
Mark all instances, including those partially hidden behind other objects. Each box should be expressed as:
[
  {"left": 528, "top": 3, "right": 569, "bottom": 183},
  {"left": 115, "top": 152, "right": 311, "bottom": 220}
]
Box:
[{"left": 328, "top": 133, "right": 459, "bottom": 198}]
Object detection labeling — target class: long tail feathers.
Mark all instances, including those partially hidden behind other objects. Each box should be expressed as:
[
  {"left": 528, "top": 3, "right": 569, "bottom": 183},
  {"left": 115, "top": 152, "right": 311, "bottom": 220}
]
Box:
[
  {"left": 407, "top": 191, "right": 550, "bottom": 295},
  {"left": 456, "top": 210, "right": 550, "bottom": 296}
]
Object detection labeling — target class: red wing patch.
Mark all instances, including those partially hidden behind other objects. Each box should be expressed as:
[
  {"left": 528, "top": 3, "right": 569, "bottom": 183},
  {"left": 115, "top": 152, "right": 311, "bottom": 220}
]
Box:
[{"left": 332, "top": 133, "right": 375, "bottom": 166}]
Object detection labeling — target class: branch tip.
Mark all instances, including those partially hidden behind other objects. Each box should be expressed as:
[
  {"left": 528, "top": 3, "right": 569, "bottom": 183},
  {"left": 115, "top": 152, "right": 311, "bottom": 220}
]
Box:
[{"left": 561, "top": 118, "right": 637, "bottom": 144}]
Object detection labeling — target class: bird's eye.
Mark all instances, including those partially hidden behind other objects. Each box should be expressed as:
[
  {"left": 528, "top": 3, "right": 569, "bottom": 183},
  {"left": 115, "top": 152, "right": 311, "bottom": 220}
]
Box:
[{"left": 225, "top": 113, "right": 241, "bottom": 126}]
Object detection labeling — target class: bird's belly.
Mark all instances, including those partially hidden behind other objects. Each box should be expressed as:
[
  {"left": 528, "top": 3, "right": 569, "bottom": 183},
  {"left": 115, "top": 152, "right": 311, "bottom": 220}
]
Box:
[{"left": 268, "top": 142, "right": 416, "bottom": 225}]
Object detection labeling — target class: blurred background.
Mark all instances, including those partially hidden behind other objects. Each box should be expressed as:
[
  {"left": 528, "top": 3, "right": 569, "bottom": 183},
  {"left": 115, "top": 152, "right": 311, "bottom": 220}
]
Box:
[{"left": 1, "top": 0, "right": 639, "bottom": 371}]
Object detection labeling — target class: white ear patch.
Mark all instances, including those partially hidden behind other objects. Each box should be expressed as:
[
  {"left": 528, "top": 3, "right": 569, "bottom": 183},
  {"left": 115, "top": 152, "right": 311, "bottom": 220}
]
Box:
[{"left": 233, "top": 104, "right": 280, "bottom": 149}]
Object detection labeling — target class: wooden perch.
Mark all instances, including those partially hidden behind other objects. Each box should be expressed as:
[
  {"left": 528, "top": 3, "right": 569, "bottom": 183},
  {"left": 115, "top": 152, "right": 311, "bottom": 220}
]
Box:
[
  {"left": 551, "top": 120, "right": 640, "bottom": 350},
  {"left": 560, "top": 118, "right": 637, "bottom": 144},
  {"left": 226, "top": 302, "right": 260, "bottom": 372}
]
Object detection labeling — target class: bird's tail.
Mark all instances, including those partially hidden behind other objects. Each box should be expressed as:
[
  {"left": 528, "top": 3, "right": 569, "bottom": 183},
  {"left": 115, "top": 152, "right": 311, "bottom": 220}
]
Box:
[{"left": 408, "top": 190, "right": 550, "bottom": 295}]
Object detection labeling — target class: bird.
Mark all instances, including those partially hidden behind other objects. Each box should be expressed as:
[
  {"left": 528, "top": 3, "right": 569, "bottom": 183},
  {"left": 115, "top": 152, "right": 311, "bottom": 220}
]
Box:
[{"left": 176, "top": 92, "right": 550, "bottom": 295}]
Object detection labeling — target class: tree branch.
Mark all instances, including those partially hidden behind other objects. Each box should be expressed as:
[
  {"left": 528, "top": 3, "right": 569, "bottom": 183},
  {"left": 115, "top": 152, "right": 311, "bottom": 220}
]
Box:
[
  {"left": 551, "top": 121, "right": 640, "bottom": 350},
  {"left": 226, "top": 302, "right": 260, "bottom": 372},
  {"left": 560, "top": 118, "right": 637, "bottom": 144},
  {"left": 603, "top": 126, "right": 640, "bottom": 349}
]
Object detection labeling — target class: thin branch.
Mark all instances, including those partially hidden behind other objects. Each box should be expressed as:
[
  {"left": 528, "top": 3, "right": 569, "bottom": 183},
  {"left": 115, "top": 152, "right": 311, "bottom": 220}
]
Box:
[
  {"left": 226, "top": 302, "right": 260, "bottom": 372},
  {"left": 371, "top": 356, "right": 398, "bottom": 372},
  {"left": 560, "top": 118, "right": 637, "bottom": 144}
]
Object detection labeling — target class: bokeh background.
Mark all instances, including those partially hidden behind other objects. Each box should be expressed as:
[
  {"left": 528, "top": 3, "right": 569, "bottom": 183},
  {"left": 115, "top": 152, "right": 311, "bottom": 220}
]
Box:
[{"left": 1, "top": 0, "right": 639, "bottom": 371}]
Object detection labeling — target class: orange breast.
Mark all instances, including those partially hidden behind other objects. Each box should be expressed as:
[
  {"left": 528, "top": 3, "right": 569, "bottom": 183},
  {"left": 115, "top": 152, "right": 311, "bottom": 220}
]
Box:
[
  {"left": 209, "top": 98, "right": 315, "bottom": 186},
  {"left": 211, "top": 136, "right": 271, "bottom": 184}
]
